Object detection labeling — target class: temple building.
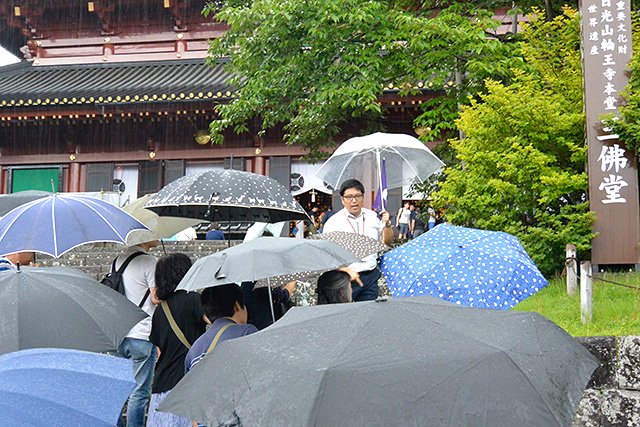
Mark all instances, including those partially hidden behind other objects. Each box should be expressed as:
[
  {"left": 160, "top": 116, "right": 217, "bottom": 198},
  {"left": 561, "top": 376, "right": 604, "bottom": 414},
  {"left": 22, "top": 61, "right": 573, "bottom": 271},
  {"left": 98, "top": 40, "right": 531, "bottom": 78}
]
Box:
[{"left": 0, "top": 1, "right": 474, "bottom": 209}]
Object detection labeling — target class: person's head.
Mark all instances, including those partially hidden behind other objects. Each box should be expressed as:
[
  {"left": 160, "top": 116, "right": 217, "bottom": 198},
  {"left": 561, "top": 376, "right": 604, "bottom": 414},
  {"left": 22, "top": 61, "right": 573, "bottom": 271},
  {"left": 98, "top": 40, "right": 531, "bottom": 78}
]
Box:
[
  {"left": 339, "top": 179, "right": 365, "bottom": 217},
  {"left": 201, "top": 283, "right": 247, "bottom": 323},
  {"left": 154, "top": 253, "right": 192, "bottom": 301},
  {"left": 210, "top": 222, "right": 220, "bottom": 231},
  {"left": 317, "top": 270, "right": 352, "bottom": 304},
  {"left": 404, "top": 201, "right": 410, "bottom": 209},
  {"left": 409, "top": 204, "right": 415, "bottom": 211},
  {"left": 5, "top": 251, "right": 35, "bottom": 267},
  {"left": 311, "top": 206, "right": 319, "bottom": 213}
]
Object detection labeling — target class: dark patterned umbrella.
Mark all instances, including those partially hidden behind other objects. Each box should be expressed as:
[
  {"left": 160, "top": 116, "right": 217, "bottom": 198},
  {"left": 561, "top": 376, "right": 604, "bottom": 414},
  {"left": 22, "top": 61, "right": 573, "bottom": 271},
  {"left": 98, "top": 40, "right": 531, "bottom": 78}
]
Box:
[
  {"left": 308, "top": 231, "right": 389, "bottom": 259},
  {"left": 143, "top": 169, "right": 309, "bottom": 223}
]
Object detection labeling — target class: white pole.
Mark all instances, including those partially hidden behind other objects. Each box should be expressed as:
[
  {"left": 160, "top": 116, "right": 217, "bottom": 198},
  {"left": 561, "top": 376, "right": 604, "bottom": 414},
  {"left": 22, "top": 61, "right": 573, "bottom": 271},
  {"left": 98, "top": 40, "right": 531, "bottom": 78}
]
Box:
[
  {"left": 566, "top": 244, "right": 578, "bottom": 296},
  {"left": 580, "top": 261, "right": 593, "bottom": 324}
]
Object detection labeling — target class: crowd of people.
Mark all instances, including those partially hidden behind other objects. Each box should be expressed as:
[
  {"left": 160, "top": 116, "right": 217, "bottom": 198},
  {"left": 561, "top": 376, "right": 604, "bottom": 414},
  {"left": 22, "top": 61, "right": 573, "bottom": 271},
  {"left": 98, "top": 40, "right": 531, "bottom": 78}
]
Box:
[{"left": 106, "top": 178, "right": 395, "bottom": 426}]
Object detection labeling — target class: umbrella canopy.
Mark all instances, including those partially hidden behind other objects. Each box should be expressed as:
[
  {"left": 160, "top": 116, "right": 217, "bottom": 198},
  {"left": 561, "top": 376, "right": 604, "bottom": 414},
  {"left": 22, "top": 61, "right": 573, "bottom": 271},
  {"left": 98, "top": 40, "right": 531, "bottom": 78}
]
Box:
[
  {"left": 308, "top": 231, "right": 389, "bottom": 259},
  {"left": 0, "top": 348, "right": 136, "bottom": 427},
  {"left": 380, "top": 224, "right": 549, "bottom": 309},
  {"left": 0, "top": 190, "right": 51, "bottom": 217},
  {"left": 0, "top": 194, "right": 148, "bottom": 258},
  {"left": 315, "top": 132, "right": 444, "bottom": 190},
  {"left": 158, "top": 296, "right": 599, "bottom": 427},
  {"left": 255, "top": 231, "right": 390, "bottom": 288},
  {"left": 176, "top": 237, "right": 360, "bottom": 291},
  {"left": 0, "top": 266, "right": 148, "bottom": 356},
  {"left": 143, "top": 169, "right": 309, "bottom": 223},
  {"left": 123, "top": 194, "right": 203, "bottom": 246}
]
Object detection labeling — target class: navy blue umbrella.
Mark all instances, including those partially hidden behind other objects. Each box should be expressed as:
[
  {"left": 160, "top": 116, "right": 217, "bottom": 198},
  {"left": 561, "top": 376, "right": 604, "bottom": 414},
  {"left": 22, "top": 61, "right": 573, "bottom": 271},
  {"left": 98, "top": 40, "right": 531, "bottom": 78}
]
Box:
[
  {"left": 0, "top": 194, "right": 148, "bottom": 258},
  {"left": 380, "top": 224, "right": 548, "bottom": 309},
  {"left": 0, "top": 348, "right": 136, "bottom": 426}
]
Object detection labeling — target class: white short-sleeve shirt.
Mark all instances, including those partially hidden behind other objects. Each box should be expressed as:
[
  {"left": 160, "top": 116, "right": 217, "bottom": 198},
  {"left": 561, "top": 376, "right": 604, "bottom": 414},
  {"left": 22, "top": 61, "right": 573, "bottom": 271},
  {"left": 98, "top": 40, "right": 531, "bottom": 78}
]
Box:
[
  {"left": 323, "top": 207, "right": 385, "bottom": 272},
  {"left": 115, "top": 245, "right": 158, "bottom": 340}
]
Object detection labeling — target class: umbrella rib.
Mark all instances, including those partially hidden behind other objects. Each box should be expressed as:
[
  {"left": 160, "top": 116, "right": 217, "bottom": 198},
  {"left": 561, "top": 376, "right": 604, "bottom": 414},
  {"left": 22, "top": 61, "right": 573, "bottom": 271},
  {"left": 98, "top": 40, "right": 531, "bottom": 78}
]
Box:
[
  {"left": 71, "top": 196, "right": 128, "bottom": 240},
  {"left": 51, "top": 196, "right": 58, "bottom": 257},
  {"left": 0, "top": 200, "right": 40, "bottom": 242},
  {"left": 385, "top": 145, "right": 425, "bottom": 182}
]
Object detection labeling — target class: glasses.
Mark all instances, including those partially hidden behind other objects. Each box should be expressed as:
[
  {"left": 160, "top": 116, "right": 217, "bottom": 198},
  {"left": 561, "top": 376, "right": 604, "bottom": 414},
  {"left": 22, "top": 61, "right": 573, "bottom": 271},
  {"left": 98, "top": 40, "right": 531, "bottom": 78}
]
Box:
[{"left": 342, "top": 194, "right": 364, "bottom": 201}]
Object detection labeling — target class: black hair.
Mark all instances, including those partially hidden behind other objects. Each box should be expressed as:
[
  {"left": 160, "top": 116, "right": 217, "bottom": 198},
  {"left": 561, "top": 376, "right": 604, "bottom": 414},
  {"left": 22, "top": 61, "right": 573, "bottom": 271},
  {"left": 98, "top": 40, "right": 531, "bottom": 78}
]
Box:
[
  {"left": 317, "top": 270, "right": 352, "bottom": 304},
  {"left": 154, "top": 253, "right": 192, "bottom": 301},
  {"left": 201, "top": 283, "right": 245, "bottom": 321},
  {"left": 339, "top": 179, "right": 365, "bottom": 196}
]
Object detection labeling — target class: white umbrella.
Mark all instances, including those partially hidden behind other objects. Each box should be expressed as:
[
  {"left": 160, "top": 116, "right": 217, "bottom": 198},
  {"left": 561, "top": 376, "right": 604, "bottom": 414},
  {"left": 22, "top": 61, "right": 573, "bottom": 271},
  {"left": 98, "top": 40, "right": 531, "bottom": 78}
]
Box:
[
  {"left": 315, "top": 132, "right": 444, "bottom": 190},
  {"left": 123, "top": 194, "right": 202, "bottom": 246}
]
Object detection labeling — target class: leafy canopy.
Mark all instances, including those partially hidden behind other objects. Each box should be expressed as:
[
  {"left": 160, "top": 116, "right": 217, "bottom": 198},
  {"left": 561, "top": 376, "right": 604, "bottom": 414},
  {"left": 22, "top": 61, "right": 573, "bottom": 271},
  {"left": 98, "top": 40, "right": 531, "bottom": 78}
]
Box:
[
  {"left": 204, "top": 0, "right": 525, "bottom": 159},
  {"left": 435, "top": 8, "right": 595, "bottom": 276}
]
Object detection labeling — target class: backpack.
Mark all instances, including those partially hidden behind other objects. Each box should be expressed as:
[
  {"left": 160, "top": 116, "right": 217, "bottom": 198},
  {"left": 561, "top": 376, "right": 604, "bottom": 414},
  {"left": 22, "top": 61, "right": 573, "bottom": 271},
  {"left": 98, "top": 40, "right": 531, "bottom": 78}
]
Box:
[{"left": 101, "top": 251, "right": 146, "bottom": 298}]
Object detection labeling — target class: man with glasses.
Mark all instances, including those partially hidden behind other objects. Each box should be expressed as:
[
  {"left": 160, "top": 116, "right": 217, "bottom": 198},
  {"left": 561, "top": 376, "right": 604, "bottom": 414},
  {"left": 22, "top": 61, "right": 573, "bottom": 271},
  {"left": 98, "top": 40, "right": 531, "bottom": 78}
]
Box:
[{"left": 323, "top": 179, "right": 394, "bottom": 301}]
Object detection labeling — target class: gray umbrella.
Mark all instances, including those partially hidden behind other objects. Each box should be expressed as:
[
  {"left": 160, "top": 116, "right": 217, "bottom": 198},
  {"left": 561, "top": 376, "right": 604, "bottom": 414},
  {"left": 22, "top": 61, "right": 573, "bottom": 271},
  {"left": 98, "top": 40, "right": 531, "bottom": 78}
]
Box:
[
  {"left": 0, "top": 266, "right": 148, "bottom": 356},
  {"left": 0, "top": 190, "right": 51, "bottom": 216},
  {"left": 143, "top": 169, "right": 309, "bottom": 223},
  {"left": 158, "top": 296, "right": 598, "bottom": 427},
  {"left": 254, "top": 231, "right": 389, "bottom": 288},
  {"left": 176, "top": 236, "right": 360, "bottom": 291}
]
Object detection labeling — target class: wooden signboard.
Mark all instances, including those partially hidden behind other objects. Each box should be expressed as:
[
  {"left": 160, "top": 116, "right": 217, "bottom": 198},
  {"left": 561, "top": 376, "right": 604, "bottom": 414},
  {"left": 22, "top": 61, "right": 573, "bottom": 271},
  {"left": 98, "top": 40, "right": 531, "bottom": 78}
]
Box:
[{"left": 582, "top": 0, "right": 640, "bottom": 266}]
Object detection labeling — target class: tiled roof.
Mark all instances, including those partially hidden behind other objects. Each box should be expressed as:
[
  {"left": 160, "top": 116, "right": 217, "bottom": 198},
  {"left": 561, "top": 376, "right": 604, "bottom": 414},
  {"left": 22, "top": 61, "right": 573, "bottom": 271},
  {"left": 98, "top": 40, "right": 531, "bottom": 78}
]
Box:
[{"left": 0, "top": 59, "right": 235, "bottom": 109}]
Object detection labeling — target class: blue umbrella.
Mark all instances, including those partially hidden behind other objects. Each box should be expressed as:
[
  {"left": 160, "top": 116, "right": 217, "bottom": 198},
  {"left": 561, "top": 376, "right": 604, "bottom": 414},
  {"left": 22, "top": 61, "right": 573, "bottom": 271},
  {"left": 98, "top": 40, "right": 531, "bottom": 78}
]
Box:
[
  {"left": 380, "top": 224, "right": 548, "bottom": 309},
  {"left": 0, "top": 194, "right": 148, "bottom": 258},
  {"left": 0, "top": 348, "right": 136, "bottom": 426}
]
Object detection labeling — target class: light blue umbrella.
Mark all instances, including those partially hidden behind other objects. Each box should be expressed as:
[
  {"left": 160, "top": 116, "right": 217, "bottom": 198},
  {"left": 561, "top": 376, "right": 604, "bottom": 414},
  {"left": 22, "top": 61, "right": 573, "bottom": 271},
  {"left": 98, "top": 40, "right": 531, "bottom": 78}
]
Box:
[
  {"left": 0, "top": 348, "right": 136, "bottom": 427},
  {"left": 380, "top": 224, "right": 548, "bottom": 309},
  {"left": 0, "top": 194, "right": 148, "bottom": 258}
]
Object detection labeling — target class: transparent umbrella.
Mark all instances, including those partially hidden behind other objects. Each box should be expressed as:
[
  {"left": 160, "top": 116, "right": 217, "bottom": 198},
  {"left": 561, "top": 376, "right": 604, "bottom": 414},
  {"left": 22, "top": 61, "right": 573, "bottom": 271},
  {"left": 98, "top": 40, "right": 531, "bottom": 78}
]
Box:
[{"left": 315, "top": 132, "right": 444, "bottom": 190}]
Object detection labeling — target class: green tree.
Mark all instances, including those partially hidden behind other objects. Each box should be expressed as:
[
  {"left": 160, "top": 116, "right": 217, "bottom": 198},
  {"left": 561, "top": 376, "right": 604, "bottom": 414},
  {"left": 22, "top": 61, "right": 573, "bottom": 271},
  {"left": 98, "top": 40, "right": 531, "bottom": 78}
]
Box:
[
  {"left": 435, "top": 8, "right": 595, "bottom": 276},
  {"left": 204, "top": 0, "right": 526, "bottom": 159}
]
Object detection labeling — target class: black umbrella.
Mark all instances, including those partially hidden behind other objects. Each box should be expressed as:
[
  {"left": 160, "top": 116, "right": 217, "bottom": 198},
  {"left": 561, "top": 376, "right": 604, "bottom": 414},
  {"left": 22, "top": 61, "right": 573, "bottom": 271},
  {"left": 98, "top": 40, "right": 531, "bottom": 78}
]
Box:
[
  {"left": 158, "top": 296, "right": 598, "bottom": 427},
  {"left": 0, "top": 266, "right": 148, "bottom": 356},
  {"left": 143, "top": 169, "right": 309, "bottom": 223},
  {"left": 0, "top": 190, "right": 51, "bottom": 216}
]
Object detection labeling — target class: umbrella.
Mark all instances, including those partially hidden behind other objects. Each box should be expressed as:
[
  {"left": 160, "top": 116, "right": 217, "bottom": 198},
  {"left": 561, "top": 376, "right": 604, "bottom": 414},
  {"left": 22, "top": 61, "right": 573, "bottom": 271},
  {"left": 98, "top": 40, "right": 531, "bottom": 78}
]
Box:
[
  {"left": 123, "top": 194, "right": 203, "bottom": 246},
  {"left": 157, "top": 296, "right": 599, "bottom": 427},
  {"left": 0, "top": 348, "right": 136, "bottom": 426},
  {"left": 0, "top": 266, "right": 148, "bottom": 356},
  {"left": 380, "top": 223, "right": 549, "bottom": 309},
  {"left": 0, "top": 190, "right": 51, "bottom": 217},
  {"left": 254, "top": 231, "right": 390, "bottom": 288},
  {"left": 176, "top": 236, "right": 360, "bottom": 291},
  {"left": 0, "top": 194, "right": 149, "bottom": 258},
  {"left": 143, "top": 169, "right": 309, "bottom": 223},
  {"left": 315, "top": 132, "right": 444, "bottom": 191},
  {"left": 308, "top": 231, "right": 389, "bottom": 259}
]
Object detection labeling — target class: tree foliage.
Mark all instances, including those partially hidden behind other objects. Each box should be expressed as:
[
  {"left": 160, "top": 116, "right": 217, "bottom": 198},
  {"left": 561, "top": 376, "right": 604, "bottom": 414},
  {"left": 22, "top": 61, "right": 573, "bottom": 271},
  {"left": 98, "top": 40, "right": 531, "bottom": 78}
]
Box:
[
  {"left": 435, "top": 8, "right": 595, "bottom": 276},
  {"left": 204, "top": 0, "right": 526, "bottom": 159}
]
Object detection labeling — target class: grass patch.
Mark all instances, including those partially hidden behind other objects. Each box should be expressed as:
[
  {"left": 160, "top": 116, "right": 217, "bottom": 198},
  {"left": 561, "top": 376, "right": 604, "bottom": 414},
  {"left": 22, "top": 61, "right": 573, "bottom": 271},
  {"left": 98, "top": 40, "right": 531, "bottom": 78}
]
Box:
[{"left": 512, "top": 272, "right": 640, "bottom": 337}]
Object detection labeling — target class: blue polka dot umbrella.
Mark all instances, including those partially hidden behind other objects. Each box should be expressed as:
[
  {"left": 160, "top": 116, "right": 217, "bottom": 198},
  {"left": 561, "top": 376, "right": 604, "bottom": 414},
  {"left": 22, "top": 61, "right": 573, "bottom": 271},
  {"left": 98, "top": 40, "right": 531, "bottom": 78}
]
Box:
[{"left": 380, "top": 224, "right": 548, "bottom": 309}]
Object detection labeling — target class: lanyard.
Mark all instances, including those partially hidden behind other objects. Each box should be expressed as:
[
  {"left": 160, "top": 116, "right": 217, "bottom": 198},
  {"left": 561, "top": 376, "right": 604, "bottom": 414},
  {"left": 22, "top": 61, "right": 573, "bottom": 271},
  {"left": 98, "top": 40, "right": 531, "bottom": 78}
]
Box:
[{"left": 345, "top": 211, "right": 364, "bottom": 235}]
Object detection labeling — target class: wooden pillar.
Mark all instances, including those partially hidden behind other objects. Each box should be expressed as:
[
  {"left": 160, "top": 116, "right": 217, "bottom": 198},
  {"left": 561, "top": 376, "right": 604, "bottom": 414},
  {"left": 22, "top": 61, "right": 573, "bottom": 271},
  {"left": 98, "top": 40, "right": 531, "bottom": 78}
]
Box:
[{"left": 68, "top": 162, "right": 81, "bottom": 192}]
